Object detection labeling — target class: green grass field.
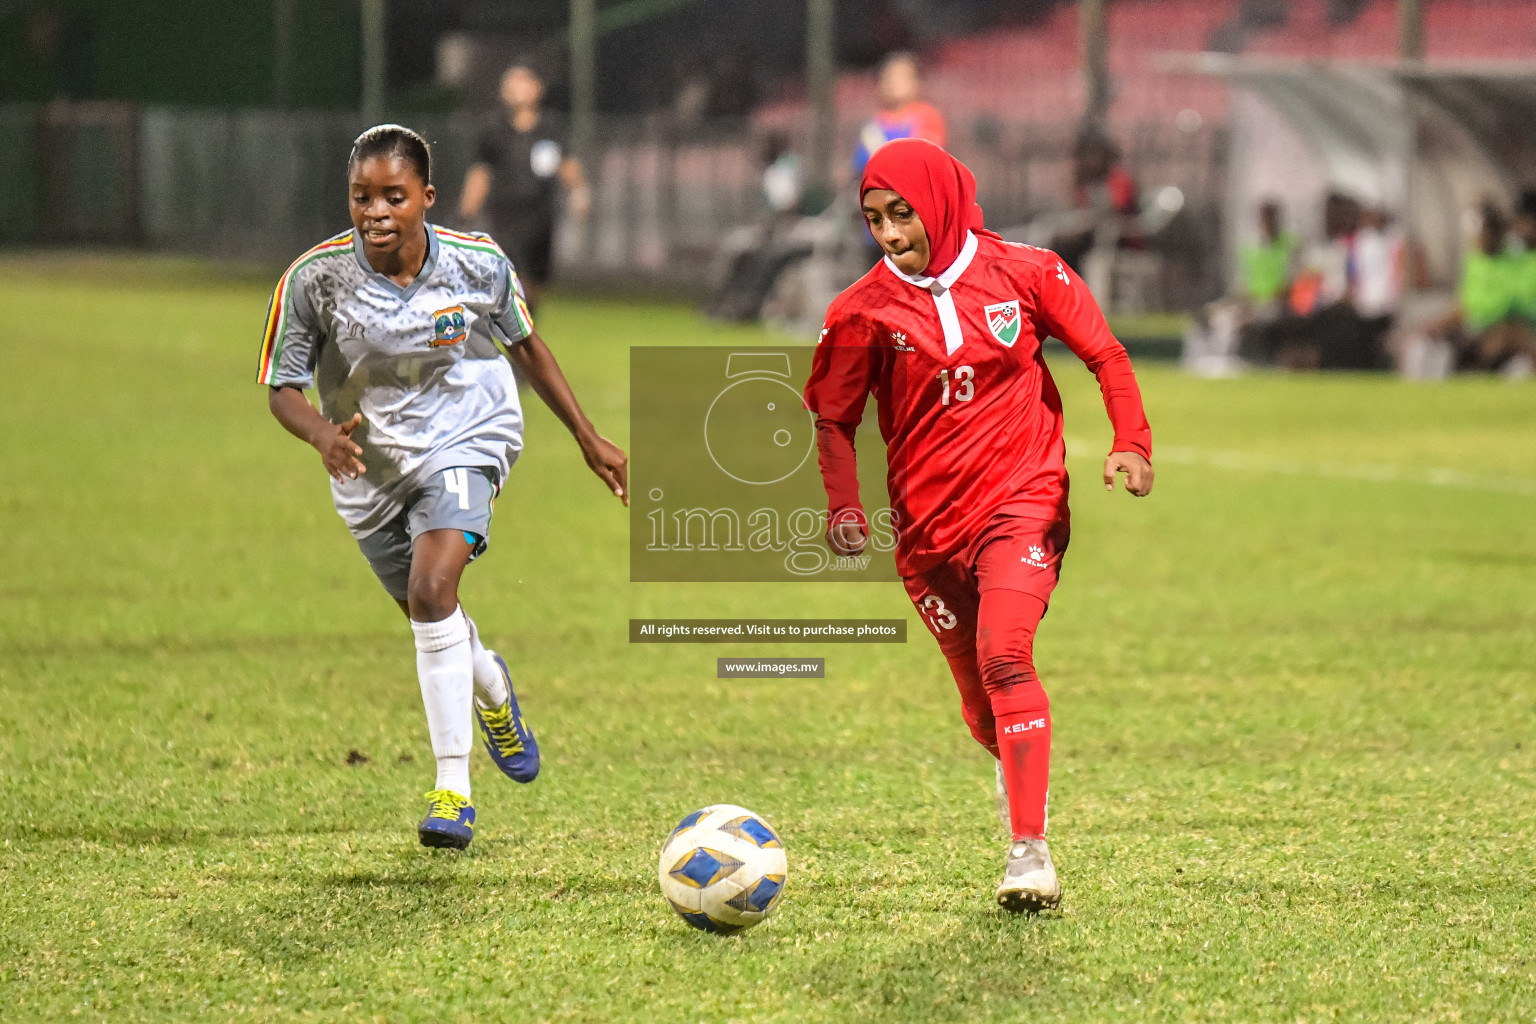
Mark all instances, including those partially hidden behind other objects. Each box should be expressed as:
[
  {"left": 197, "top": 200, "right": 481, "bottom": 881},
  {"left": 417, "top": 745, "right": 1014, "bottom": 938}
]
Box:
[{"left": 2, "top": 256, "right": 1533, "bottom": 1022}]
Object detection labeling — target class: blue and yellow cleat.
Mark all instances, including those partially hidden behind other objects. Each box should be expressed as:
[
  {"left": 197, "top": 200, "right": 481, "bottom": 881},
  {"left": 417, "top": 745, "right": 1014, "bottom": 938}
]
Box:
[
  {"left": 474, "top": 653, "right": 540, "bottom": 783},
  {"left": 418, "top": 789, "right": 475, "bottom": 849}
]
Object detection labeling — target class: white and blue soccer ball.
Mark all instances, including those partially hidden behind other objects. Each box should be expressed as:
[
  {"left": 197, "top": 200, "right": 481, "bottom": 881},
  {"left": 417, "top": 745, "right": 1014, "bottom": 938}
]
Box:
[{"left": 658, "top": 803, "right": 787, "bottom": 935}]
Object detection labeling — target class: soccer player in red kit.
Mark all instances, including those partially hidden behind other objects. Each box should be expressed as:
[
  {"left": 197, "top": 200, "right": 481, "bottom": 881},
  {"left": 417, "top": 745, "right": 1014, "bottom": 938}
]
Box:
[{"left": 803, "top": 139, "right": 1154, "bottom": 913}]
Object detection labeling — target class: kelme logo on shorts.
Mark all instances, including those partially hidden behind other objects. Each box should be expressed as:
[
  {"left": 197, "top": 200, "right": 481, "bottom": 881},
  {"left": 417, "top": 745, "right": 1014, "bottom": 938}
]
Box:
[
  {"left": 431, "top": 305, "right": 467, "bottom": 347},
  {"left": 984, "top": 300, "right": 1021, "bottom": 347}
]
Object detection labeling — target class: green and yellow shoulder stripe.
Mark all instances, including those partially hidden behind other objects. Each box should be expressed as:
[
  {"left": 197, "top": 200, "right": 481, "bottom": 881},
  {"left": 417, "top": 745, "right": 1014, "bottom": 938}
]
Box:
[
  {"left": 432, "top": 226, "right": 534, "bottom": 339},
  {"left": 255, "top": 230, "right": 355, "bottom": 385}
]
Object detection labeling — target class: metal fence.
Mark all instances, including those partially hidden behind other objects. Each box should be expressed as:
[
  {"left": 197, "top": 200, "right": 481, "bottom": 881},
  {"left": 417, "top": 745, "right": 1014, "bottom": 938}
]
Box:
[{"left": 0, "top": 102, "right": 1226, "bottom": 307}]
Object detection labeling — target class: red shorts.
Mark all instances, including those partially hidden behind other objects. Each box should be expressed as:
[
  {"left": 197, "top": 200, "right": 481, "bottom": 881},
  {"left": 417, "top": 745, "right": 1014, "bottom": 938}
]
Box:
[{"left": 901, "top": 516, "right": 1070, "bottom": 660}]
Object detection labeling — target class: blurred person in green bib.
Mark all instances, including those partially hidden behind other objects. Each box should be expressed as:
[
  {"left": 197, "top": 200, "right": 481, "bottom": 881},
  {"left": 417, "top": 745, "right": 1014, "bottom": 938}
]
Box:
[
  {"left": 1239, "top": 200, "right": 1297, "bottom": 310},
  {"left": 1426, "top": 200, "right": 1535, "bottom": 374},
  {"left": 1187, "top": 200, "right": 1300, "bottom": 374},
  {"left": 1506, "top": 190, "right": 1536, "bottom": 324},
  {"left": 1459, "top": 205, "right": 1514, "bottom": 332}
]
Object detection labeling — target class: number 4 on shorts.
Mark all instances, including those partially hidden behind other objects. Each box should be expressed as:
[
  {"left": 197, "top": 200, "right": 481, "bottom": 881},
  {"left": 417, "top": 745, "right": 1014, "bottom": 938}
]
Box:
[{"left": 443, "top": 468, "right": 470, "bottom": 510}]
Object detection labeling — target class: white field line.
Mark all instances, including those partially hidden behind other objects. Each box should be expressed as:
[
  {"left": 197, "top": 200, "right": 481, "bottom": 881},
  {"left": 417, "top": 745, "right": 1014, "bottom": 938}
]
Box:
[{"left": 1065, "top": 439, "right": 1536, "bottom": 498}]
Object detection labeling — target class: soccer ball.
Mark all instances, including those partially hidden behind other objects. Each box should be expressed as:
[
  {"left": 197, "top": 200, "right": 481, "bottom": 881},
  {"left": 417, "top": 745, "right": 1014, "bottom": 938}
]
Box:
[{"left": 658, "top": 804, "right": 787, "bottom": 935}]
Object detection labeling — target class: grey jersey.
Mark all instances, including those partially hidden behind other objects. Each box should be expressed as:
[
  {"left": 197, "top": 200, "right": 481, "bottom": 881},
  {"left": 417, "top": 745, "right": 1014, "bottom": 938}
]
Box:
[{"left": 256, "top": 225, "right": 532, "bottom": 537}]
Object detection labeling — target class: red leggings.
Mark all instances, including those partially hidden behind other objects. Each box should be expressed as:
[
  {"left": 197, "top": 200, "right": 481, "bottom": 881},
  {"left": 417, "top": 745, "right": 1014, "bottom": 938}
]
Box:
[
  {"left": 945, "top": 589, "right": 1048, "bottom": 751},
  {"left": 945, "top": 590, "right": 1050, "bottom": 839},
  {"left": 905, "top": 518, "right": 1067, "bottom": 840}
]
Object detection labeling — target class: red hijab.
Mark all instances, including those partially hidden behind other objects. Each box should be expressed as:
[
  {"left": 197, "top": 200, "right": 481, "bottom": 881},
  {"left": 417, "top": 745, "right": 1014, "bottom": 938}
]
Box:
[{"left": 861, "top": 138, "right": 1001, "bottom": 277}]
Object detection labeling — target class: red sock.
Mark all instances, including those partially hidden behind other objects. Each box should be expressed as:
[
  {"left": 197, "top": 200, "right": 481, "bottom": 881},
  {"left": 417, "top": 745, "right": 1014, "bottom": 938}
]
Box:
[
  {"left": 992, "top": 689, "right": 1050, "bottom": 839},
  {"left": 977, "top": 588, "right": 1051, "bottom": 840}
]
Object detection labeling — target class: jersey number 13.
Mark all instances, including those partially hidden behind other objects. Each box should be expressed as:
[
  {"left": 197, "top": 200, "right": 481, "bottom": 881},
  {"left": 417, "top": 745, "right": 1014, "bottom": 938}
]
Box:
[{"left": 938, "top": 365, "right": 975, "bottom": 407}]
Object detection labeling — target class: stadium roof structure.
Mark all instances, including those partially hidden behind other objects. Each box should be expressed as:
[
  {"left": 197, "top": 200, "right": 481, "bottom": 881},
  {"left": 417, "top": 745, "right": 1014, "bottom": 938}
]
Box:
[{"left": 1160, "top": 53, "right": 1536, "bottom": 288}]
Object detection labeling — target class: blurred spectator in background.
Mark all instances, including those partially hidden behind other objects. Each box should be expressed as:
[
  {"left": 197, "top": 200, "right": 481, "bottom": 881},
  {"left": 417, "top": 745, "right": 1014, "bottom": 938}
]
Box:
[
  {"left": 1185, "top": 200, "right": 1294, "bottom": 376},
  {"left": 669, "top": 50, "right": 758, "bottom": 136},
  {"left": 1053, "top": 129, "right": 1141, "bottom": 275},
  {"left": 1441, "top": 200, "right": 1533, "bottom": 373},
  {"left": 459, "top": 62, "right": 591, "bottom": 312},
  {"left": 671, "top": 64, "right": 713, "bottom": 136},
  {"left": 1351, "top": 205, "right": 1407, "bottom": 354},
  {"left": 849, "top": 53, "right": 946, "bottom": 262},
  {"left": 760, "top": 134, "right": 804, "bottom": 218},
  {"left": 1507, "top": 189, "right": 1536, "bottom": 324},
  {"left": 706, "top": 132, "right": 813, "bottom": 321},
  {"left": 1393, "top": 197, "right": 1534, "bottom": 378},
  {"left": 1243, "top": 192, "right": 1386, "bottom": 370},
  {"left": 1291, "top": 191, "right": 1358, "bottom": 318},
  {"left": 1453, "top": 201, "right": 1518, "bottom": 363},
  {"left": 1394, "top": 198, "right": 1536, "bottom": 379},
  {"left": 1072, "top": 131, "right": 1140, "bottom": 231},
  {"left": 851, "top": 53, "right": 946, "bottom": 178},
  {"left": 1239, "top": 200, "right": 1297, "bottom": 309}
]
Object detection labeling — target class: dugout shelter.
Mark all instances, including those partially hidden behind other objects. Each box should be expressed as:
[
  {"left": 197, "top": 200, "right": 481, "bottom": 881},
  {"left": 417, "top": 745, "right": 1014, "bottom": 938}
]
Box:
[{"left": 1164, "top": 54, "right": 1536, "bottom": 293}]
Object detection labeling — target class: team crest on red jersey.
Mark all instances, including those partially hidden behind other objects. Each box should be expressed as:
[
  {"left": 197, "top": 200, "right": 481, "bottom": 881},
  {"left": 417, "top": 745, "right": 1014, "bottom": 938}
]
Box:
[{"left": 984, "top": 300, "right": 1021, "bottom": 347}]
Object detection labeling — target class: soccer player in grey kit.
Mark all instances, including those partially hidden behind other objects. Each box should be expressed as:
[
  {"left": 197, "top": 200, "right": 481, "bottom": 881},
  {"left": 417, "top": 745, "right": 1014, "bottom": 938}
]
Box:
[{"left": 258, "top": 125, "right": 627, "bottom": 849}]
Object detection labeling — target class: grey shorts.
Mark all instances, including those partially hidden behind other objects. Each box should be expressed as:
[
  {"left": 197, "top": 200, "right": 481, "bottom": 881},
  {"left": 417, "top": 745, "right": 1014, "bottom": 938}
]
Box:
[{"left": 355, "top": 466, "right": 499, "bottom": 601}]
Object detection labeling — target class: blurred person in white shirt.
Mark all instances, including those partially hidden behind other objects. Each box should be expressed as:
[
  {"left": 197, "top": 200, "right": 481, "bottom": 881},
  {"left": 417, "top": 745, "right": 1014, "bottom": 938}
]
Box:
[{"left": 1354, "top": 206, "right": 1405, "bottom": 321}]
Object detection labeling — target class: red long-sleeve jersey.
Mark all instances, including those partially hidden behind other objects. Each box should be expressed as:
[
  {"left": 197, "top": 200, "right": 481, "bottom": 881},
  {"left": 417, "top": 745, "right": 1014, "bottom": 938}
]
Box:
[{"left": 803, "top": 233, "right": 1151, "bottom": 576}]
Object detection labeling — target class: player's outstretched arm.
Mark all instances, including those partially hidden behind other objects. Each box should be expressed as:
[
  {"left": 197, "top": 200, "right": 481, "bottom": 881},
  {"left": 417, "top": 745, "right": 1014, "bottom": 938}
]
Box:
[
  {"left": 819, "top": 428, "right": 868, "bottom": 557},
  {"left": 506, "top": 331, "right": 629, "bottom": 505},
  {"left": 824, "top": 465, "right": 869, "bottom": 557},
  {"left": 805, "top": 315, "right": 877, "bottom": 557},
  {"left": 268, "top": 385, "right": 367, "bottom": 481},
  {"left": 1033, "top": 257, "right": 1154, "bottom": 496}
]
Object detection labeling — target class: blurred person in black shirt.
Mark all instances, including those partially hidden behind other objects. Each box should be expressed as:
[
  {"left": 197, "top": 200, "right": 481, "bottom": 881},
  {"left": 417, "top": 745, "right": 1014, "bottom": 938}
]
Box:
[{"left": 459, "top": 62, "right": 591, "bottom": 311}]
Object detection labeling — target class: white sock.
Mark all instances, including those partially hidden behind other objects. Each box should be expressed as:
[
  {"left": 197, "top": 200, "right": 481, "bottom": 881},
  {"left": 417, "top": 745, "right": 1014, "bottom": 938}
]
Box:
[
  {"left": 463, "top": 612, "right": 510, "bottom": 709},
  {"left": 411, "top": 607, "right": 473, "bottom": 798}
]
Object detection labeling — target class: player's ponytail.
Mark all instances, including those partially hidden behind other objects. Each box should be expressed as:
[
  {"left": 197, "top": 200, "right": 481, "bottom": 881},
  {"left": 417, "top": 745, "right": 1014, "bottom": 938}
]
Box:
[{"left": 349, "top": 124, "right": 433, "bottom": 185}]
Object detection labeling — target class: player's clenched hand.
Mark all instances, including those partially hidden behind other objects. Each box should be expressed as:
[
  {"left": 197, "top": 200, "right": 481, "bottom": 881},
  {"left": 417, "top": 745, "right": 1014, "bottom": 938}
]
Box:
[
  {"left": 1103, "top": 451, "right": 1153, "bottom": 496},
  {"left": 826, "top": 520, "right": 868, "bottom": 557},
  {"left": 316, "top": 413, "right": 367, "bottom": 481},
  {"left": 580, "top": 433, "right": 629, "bottom": 506}
]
